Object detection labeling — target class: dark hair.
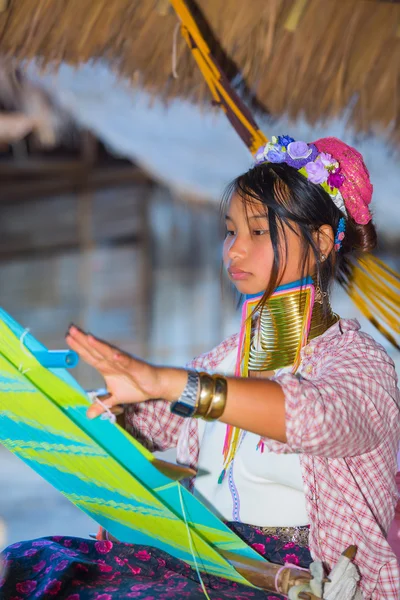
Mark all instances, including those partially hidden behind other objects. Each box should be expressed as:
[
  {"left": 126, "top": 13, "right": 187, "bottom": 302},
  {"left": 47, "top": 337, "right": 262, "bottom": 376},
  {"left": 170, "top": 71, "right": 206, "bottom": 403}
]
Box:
[{"left": 221, "top": 162, "right": 377, "bottom": 310}]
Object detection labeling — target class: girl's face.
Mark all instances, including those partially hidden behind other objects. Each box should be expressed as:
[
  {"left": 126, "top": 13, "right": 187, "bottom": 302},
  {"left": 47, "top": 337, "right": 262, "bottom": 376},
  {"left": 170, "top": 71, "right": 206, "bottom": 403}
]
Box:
[{"left": 223, "top": 192, "right": 307, "bottom": 295}]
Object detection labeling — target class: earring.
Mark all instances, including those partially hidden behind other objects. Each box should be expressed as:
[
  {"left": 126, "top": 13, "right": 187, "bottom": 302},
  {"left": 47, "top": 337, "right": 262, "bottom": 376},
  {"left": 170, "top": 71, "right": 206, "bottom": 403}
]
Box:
[{"left": 320, "top": 253, "right": 326, "bottom": 262}]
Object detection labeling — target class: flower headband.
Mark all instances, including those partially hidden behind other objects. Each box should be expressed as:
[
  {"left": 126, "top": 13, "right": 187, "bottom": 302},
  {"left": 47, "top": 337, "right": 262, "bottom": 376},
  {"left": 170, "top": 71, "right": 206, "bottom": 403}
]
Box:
[{"left": 254, "top": 135, "right": 347, "bottom": 218}]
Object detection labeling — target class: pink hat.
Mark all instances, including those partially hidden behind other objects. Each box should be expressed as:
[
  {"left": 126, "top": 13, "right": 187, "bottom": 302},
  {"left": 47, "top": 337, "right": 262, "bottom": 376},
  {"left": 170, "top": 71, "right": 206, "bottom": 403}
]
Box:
[{"left": 312, "top": 137, "right": 373, "bottom": 225}]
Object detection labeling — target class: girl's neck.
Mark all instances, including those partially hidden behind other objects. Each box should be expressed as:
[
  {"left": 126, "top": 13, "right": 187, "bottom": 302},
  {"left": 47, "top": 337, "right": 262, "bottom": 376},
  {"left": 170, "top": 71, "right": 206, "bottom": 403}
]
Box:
[{"left": 241, "top": 277, "right": 338, "bottom": 373}]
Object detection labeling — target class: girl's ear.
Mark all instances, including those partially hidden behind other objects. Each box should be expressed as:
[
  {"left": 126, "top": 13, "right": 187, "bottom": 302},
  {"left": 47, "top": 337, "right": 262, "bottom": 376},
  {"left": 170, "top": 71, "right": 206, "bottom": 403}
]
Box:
[{"left": 313, "top": 224, "right": 334, "bottom": 258}]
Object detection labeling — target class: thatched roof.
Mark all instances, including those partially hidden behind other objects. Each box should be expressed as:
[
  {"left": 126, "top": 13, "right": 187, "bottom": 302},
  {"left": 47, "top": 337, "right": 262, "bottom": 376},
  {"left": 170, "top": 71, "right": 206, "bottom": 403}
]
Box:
[{"left": 1, "top": 0, "right": 400, "bottom": 140}]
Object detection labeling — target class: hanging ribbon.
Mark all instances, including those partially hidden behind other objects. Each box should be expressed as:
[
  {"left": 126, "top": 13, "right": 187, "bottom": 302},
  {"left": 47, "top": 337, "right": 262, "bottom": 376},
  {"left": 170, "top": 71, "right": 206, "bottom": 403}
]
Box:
[{"left": 168, "top": 0, "right": 267, "bottom": 154}]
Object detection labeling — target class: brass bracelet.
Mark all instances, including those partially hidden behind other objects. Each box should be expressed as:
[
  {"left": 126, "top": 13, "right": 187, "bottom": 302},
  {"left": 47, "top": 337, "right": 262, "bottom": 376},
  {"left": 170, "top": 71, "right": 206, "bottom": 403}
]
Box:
[
  {"left": 204, "top": 375, "right": 227, "bottom": 421},
  {"left": 194, "top": 372, "right": 215, "bottom": 418}
]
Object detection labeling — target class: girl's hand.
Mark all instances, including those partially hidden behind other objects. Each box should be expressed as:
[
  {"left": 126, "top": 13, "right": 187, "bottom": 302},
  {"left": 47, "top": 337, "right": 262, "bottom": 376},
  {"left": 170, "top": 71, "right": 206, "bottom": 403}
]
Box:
[{"left": 66, "top": 325, "right": 164, "bottom": 419}]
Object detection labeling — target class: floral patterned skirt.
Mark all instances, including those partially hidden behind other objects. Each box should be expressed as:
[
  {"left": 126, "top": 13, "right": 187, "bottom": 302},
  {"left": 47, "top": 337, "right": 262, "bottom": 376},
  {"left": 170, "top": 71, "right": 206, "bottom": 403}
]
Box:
[{"left": 0, "top": 523, "right": 312, "bottom": 599}]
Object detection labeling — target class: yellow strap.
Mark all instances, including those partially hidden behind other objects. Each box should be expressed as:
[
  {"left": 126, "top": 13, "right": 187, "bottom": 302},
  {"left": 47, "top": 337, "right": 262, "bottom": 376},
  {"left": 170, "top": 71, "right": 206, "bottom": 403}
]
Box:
[{"left": 169, "top": 0, "right": 267, "bottom": 154}]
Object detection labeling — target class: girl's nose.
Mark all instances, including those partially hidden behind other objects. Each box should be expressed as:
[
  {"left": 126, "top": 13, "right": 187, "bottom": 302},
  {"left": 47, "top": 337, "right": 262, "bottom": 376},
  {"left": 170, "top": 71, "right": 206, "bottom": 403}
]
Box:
[{"left": 227, "top": 234, "right": 247, "bottom": 260}]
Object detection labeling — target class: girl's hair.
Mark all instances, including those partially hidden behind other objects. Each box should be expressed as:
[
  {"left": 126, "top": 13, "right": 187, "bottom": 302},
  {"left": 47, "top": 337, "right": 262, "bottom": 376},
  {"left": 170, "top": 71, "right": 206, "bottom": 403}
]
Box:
[{"left": 221, "top": 162, "right": 377, "bottom": 309}]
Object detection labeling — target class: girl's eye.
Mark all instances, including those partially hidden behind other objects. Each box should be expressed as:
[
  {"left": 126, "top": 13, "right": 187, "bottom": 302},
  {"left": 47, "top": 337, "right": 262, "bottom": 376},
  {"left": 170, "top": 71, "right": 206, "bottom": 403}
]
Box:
[
  {"left": 253, "top": 229, "right": 269, "bottom": 236},
  {"left": 225, "top": 230, "right": 235, "bottom": 237}
]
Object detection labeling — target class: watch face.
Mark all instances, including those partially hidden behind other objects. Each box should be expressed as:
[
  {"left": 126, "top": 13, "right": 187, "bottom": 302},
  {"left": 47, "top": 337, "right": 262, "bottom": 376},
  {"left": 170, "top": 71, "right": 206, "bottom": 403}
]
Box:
[{"left": 170, "top": 401, "right": 196, "bottom": 418}]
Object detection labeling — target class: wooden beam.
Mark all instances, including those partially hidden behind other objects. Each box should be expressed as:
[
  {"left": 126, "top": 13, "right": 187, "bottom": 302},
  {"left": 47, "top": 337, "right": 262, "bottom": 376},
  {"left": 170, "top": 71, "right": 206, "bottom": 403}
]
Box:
[
  {"left": 0, "top": 166, "right": 154, "bottom": 203},
  {"left": 0, "top": 158, "right": 85, "bottom": 177}
]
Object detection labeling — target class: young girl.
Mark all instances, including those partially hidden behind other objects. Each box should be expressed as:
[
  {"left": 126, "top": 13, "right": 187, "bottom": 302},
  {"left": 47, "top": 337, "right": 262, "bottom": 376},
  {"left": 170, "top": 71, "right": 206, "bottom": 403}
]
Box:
[{"left": 1, "top": 136, "right": 399, "bottom": 600}]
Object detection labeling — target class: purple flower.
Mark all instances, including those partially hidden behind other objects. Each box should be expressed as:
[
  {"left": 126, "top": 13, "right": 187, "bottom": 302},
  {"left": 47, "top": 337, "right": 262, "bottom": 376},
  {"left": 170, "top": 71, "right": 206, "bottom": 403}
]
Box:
[
  {"left": 327, "top": 169, "right": 345, "bottom": 189},
  {"left": 44, "top": 579, "right": 62, "bottom": 596},
  {"left": 277, "top": 135, "right": 295, "bottom": 147},
  {"left": 254, "top": 145, "right": 267, "bottom": 163},
  {"left": 32, "top": 540, "right": 52, "bottom": 547},
  {"left": 287, "top": 141, "right": 312, "bottom": 161},
  {"left": 16, "top": 580, "right": 37, "bottom": 594},
  {"left": 319, "top": 152, "right": 336, "bottom": 168},
  {"left": 286, "top": 143, "right": 318, "bottom": 168},
  {"left": 78, "top": 542, "right": 89, "bottom": 554},
  {"left": 32, "top": 560, "right": 46, "bottom": 573},
  {"left": 305, "top": 158, "right": 328, "bottom": 184},
  {"left": 266, "top": 147, "right": 286, "bottom": 163},
  {"left": 55, "top": 560, "right": 69, "bottom": 572}
]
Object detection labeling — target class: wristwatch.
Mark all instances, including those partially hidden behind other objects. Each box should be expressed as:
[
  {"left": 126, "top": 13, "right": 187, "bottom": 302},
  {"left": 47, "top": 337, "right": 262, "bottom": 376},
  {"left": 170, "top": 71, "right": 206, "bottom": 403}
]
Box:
[{"left": 170, "top": 370, "right": 200, "bottom": 418}]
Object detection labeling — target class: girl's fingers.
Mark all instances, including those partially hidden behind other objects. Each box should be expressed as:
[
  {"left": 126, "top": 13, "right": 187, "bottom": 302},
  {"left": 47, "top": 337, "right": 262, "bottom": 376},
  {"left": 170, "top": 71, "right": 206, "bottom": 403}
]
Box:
[
  {"left": 68, "top": 326, "right": 125, "bottom": 364},
  {"left": 67, "top": 326, "right": 103, "bottom": 359},
  {"left": 87, "top": 395, "right": 119, "bottom": 419},
  {"left": 66, "top": 334, "right": 105, "bottom": 369},
  {"left": 86, "top": 334, "right": 122, "bottom": 361}
]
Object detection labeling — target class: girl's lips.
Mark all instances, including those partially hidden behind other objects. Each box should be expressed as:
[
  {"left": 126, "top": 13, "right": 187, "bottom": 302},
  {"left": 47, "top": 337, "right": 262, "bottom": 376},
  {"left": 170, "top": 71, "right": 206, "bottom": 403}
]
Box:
[{"left": 228, "top": 268, "right": 251, "bottom": 280}]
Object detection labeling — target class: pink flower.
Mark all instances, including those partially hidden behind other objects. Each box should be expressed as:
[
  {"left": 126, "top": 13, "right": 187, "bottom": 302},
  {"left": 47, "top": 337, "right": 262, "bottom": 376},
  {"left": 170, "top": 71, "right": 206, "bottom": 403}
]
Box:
[
  {"left": 129, "top": 566, "right": 142, "bottom": 575},
  {"left": 95, "top": 595, "right": 112, "bottom": 600},
  {"left": 78, "top": 542, "right": 89, "bottom": 554},
  {"left": 157, "top": 558, "right": 166, "bottom": 568},
  {"left": 32, "top": 560, "right": 46, "bottom": 573},
  {"left": 45, "top": 566, "right": 52, "bottom": 574},
  {"left": 44, "top": 579, "right": 62, "bottom": 595},
  {"left": 16, "top": 580, "right": 37, "bottom": 594},
  {"left": 134, "top": 550, "right": 151, "bottom": 561},
  {"left": 104, "top": 588, "right": 119, "bottom": 592},
  {"left": 51, "top": 536, "right": 63, "bottom": 542},
  {"left": 63, "top": 539, "right": 72, "bottom": 548},
  {"left": 284, "top": 553, "right": 300, "bottom": 565},
  {"left": 23, "top": 549, "right": 38, "bottom": 557},
  {"left": 95, "top": 541, "right": 113, "bottom": 554},
  {"left": 55, "top": 560, "right": 69, "bottom": 571},
  {"left": 76, "top": 564, "right": 89, "bottom": 572},
  {"left": 114, "top": 557, "right": 127, "bottom": 566},
  {"left": 338, "top": 231, "right": 345, "bottom": 241},
  {"left": 251, "top": 543, "right": 266, "bottom": 555},
  {"left": 98, "top": 564, "right": 113, "bottom": 573},
  {"left": 283, "top": 542, "right": 296, "bottom": 549}
]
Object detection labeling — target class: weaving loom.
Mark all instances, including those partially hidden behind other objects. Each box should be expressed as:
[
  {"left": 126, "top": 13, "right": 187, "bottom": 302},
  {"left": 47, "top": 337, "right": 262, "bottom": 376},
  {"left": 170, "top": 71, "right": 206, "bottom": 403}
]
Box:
[{"left": 0, "top": 308, "right": 311, "bottom": 592}]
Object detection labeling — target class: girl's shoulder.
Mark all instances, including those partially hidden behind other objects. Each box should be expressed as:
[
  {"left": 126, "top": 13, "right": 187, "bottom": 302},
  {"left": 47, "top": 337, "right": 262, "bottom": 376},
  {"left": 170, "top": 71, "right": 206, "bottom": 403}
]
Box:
[
  {"left": 311, "top": 318, "right": 398, "bottom": 380},
  {"left": 188, "top": 333, "right": 239, "bottom": 371}
]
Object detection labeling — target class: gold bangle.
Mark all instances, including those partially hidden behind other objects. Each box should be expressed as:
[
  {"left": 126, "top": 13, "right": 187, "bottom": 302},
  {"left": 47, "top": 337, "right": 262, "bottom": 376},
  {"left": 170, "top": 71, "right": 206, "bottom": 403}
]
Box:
[
  {"left": 195, "top": 372, "right": 215, "bottom": 418},
  {"left": 204, "top": 375, "right": 227, "bottom": 421}
]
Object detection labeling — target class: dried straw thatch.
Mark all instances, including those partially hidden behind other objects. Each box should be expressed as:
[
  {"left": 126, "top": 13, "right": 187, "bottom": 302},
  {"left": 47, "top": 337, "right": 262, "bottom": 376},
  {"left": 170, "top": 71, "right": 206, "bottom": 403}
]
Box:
[{"left": 1, "top": 0, "right": 400, "bottom": 139}]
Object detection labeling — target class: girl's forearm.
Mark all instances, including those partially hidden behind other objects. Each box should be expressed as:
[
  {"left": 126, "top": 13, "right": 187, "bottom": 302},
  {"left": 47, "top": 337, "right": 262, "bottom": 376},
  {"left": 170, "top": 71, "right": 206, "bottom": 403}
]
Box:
[{"left": 158, "top": 367, "right": 287, "bottom": 443}]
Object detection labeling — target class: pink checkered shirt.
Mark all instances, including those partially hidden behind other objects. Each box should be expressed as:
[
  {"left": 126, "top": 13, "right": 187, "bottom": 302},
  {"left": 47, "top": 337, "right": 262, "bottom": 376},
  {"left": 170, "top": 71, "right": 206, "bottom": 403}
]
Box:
[{"left": 125, "top": 319, "right": 400, "bottom": 599}]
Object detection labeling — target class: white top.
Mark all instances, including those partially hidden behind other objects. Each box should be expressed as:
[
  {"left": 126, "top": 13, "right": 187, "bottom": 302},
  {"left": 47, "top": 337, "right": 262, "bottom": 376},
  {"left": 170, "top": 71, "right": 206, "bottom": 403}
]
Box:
[{"left": 193, "top": 347, "right": 309, "bottom": 527}]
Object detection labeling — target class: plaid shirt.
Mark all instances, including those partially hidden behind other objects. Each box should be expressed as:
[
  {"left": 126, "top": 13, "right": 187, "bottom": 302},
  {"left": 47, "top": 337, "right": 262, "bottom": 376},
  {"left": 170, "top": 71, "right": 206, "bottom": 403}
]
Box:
[{"left": 125, "top": 319, "right": 400, "bottom": 599}]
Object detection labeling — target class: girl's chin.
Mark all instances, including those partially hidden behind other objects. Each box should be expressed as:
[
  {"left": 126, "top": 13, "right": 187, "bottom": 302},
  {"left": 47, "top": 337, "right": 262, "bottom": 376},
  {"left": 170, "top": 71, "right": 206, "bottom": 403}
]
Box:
[{"left": 232, "top": 281, "right": 265, "bottom": 295}]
